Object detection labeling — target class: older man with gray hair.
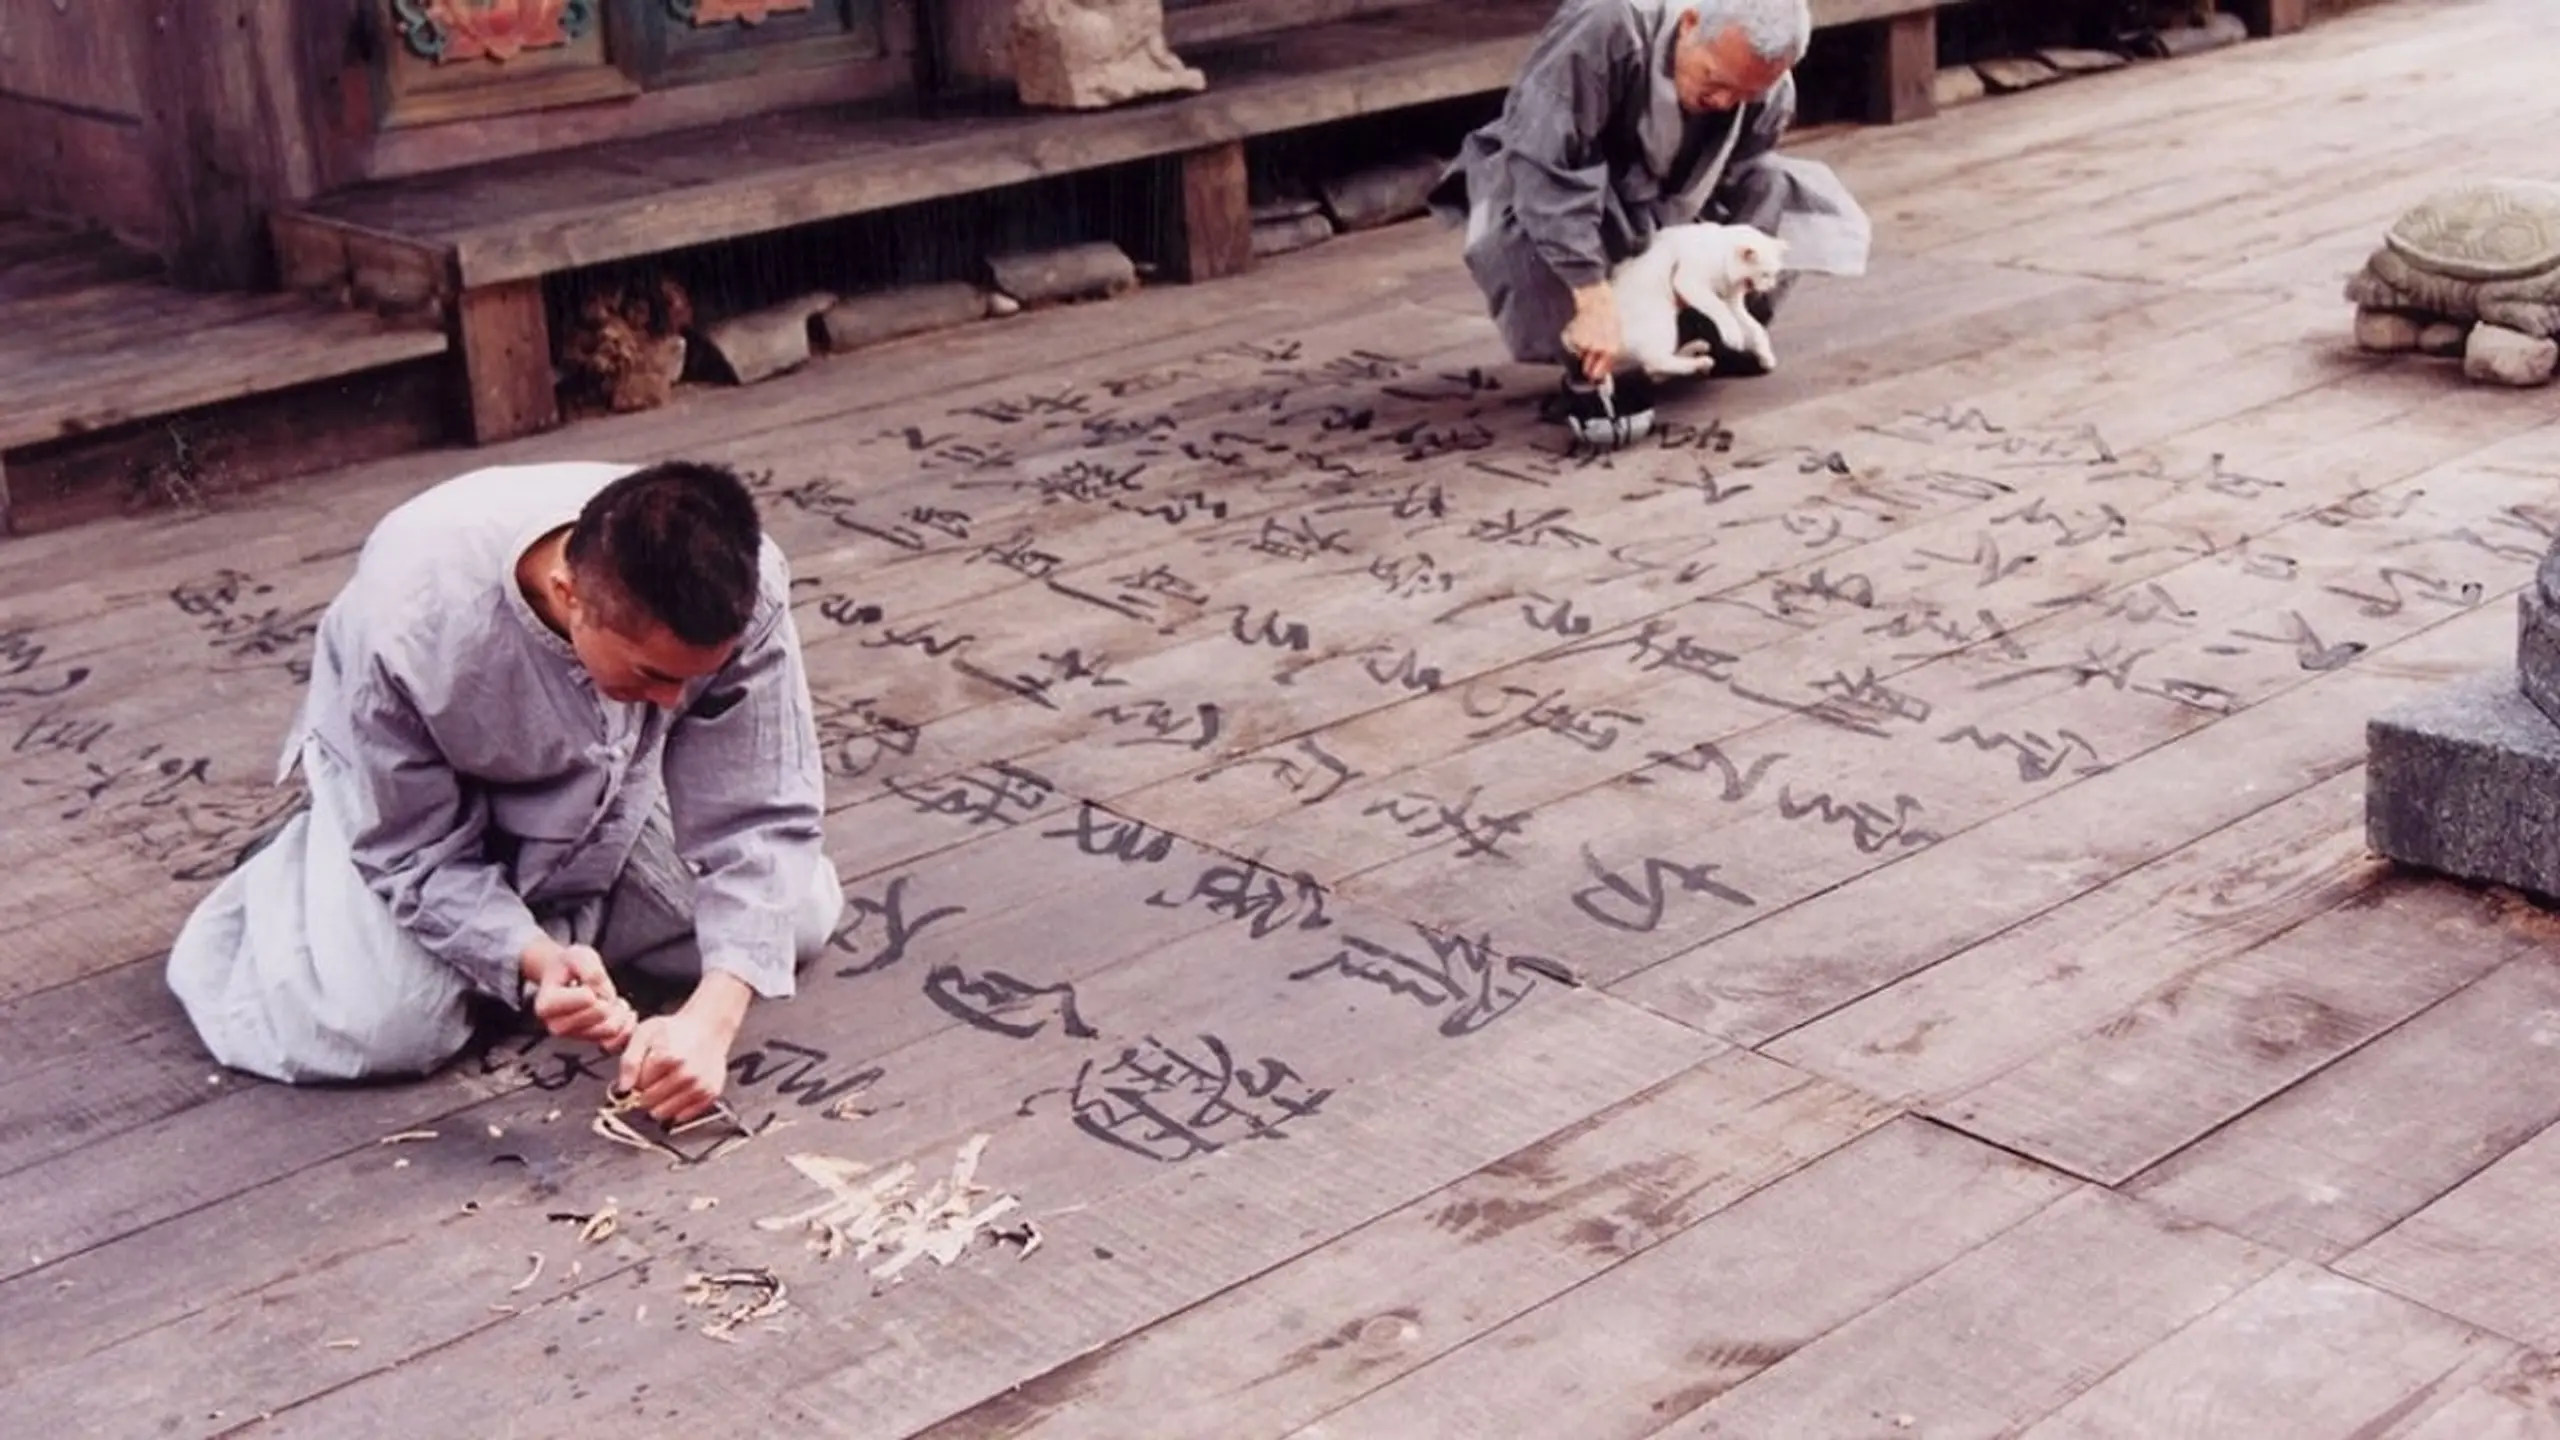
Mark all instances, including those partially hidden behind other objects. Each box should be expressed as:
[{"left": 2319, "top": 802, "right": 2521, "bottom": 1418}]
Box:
[{"left": 1429, "top": 0, "right": 1872, "bottom": 445}]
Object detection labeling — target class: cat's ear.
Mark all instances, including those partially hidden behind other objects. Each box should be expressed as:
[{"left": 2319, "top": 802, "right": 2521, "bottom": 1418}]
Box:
[{"left": 1733, "top": 237, "right": 1767, "bottom": 268}]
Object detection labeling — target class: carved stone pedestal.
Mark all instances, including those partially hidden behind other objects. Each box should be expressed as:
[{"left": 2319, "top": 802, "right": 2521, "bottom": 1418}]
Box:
[{"left": 2367, "top": 544, "right": 2560, "bottom": 902}]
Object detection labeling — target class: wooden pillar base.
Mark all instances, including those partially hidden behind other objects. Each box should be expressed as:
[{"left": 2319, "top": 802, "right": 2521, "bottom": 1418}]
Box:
[
  {"left": 454, "top": 279, "right": 559, "bottom": 446},
  {"left": 1160, "top": 140, "right": 1254, "bottom": 285},
  {"left": 2230, "top": 0, "right": 2311, "bottom": 37},
  {"left": 1858, "top": 10, "right": 1939, "bottom": 126}
]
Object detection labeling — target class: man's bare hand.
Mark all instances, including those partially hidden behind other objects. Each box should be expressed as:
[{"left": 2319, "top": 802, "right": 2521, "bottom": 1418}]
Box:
[
  {"left": 616, "top": 1011, "right": 732, "bottom": 1124},
  {"left": 1562, "top": 282, "right": 1623, "bottom": 383},
  {"left": 521, "top": 938, "right": 637, "bottom": 1051},
  {"left": 615, "top": 971, "right": 753, "bottom": 1124}
]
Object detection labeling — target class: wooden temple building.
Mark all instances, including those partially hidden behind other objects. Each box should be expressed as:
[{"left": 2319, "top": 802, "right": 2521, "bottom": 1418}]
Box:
[{"left": 0, "top": 0, "right": 2311, "bottom": 534}]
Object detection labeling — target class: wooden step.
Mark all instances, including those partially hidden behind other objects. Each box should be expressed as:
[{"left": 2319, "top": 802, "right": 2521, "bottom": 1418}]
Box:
[{"left": 0, "top": 216, "right": 453, "bottom": 536}]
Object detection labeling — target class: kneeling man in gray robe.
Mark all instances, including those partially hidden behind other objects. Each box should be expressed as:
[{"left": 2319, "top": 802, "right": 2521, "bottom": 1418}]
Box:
[
  {"left": 1430, "top": 0, "right": 1874, "bottom": 443},
  {"left": 167, "top": 459, "right": 846, "bottom": 1123}
]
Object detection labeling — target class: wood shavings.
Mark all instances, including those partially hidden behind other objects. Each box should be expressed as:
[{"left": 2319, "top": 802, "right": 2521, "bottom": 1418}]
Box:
[
  {"left": 486, "top": 1123, "right": 506, "bottom": 1139},
  {"left": 488, "top": 1303, "right": 519, "bottom": 1316},
  {"left": 324, "top": 1338, "right": 362, "bottom": 1351},
  {"left": 688, "top": 1196, "right": 720, "bottom": 1212},
  {"left": 392, "top": 1158, "right": 410, "bottom": 1170},
  {"left": 378, "top": 1130, "right": 439, "bottom": 1145},
  {"left": 545, "top": 1202, "right": 620, "bottom": 1245},
  {"left": 681, "top": 1269, "right": 787, "bottom": 1342},
  {"left": 755, "top": 1133, "right": 1029, "bottom": 1281},
  {"left": 636, "top": 1304, "right": 649, "bottom": 1325},
  {"left": 992, "top": 1220, "right": 1043, "bottom": 1260},
  {"left": 544, "top": 1109, "right": 562, "bottom": 1124},
  {"left": 460, "top": 1200, "right": 481, "bottom": 1217},
  {"left": 511, "top": 1253, "right": 546, "bottom": 1293}
]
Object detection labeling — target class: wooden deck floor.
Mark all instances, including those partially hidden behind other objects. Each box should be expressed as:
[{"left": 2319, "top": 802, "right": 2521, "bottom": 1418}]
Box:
[{"left": 9, "top": 2, "right": 2560, "bottom": 1434}]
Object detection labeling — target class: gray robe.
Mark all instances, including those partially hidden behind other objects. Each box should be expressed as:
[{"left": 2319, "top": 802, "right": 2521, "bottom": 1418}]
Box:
[
  {"left": 166, "top": 462, "right": 846, "bottom": 1084},
  {"left": 1430, "top": 0, "right": 1874, "bottom": 366}
]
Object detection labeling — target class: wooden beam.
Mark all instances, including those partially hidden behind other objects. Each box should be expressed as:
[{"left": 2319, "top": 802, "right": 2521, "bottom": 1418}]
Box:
[
  {"left": 2230, "top": 0, "right": 2311, "bottom": 37},
  {"left": 141, "top": 0, "right": 332, "bottom": 289},
  {"left": 453, "top": 281, "right": 560, "bottom": 445},
  {"left": 1861, "top": 10, "right": 1939, "bottom": 126},
  {"left": 1161, "top": 140, "right": 1255, "bottom": 285}
]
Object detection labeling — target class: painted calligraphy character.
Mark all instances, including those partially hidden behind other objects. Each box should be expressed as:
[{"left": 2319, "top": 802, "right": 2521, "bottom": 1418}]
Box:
[
  {"left": 1192, "top": 736, "right": 1360, "bottom": 806},
  {"left": 1355, "top": 644, "right": 1445, "bottom": 696},
  {"left": 1916, "top": 532, "right": 2033, "bottom": 588},
  {"left": 1369, "top": 552, "right": 1460, "bottom": 600},
  {"left": 0, "top": 628, "right": 90, "bottom": 705},
  {"left": 1570, "top": 847, "right": 1755, "bottom": 934},
  {"left": 1800, "top": 668, "right": 1933, "bottom": 737},
  {"left": 1994, "top": 497, "right": 2128, "bottom": 547},
  {"left": 910, "top": 507, "right": 975, "bottom": 540},
  {"left": 861, "top": 621, "right": 975, "bottom": 658},
  {"left": 829, "top": 874, "right": 968, "bottom": 977},
  {"left": 1125, "top": 489, "right": 1232, "bottom": 525},
  {"left": 1465, "top": 687, "right": 1642, "bottom": 752},
  {"left": 1145, "top": 856, "right": 1332, "bottom": 938},
  {"left": 811, "top": 594, "right": 886, "bottom": 628},
  {"left": 883, "top": 762, "right": 1054, "bottom": 829},
  {"left": 1237, "top": 513, "right": 1352, "bottom": 562},
  {"left": 1030, "top": 1034, "right": 1331, "bottom": 1163},
  {"left": 1594, "top": 534, "right": 1717, "bottom": 587},
  {"left": 923, "top": 965, "right": 1097, "bottom": 1041},
  {"left": 1974, "top": 639, "right": 2148, "bottom": 697},
  {"left": 1094, "top": 699, "right": 1223, "bottom": 752},
  {"left": 1041, "top": 800, "right": 1178, "bottom": 865},
  {"left": 1629, "top": 741, "right": 1785, "bottom": 801},
  {"left": 1227, "top": 605, "right": 1313, "bottom": 654},
  {"left": 1777, "top": 786, "right": 1941, "bottom": 855},
  {"left": 1288, "top": 927, "right": 1538, "bottom": 1037},
  {"left": 1768, "top": 568, "right": 1877, "bottom": 619},
  {"left": 955, "top": 646, "right": 1120, "bottom": 709},
  {"left": 1035, "top": 459, "right": 1146, "bottom": 506},
  {"left": 1382, "top": 367, "right": 1502, "bottom": 403},
  {"left": 810, "top": 695, "right": 919, "bottom": 782},
  {"left": 125, "top": 785, "right": 306, "bottom": 884},
  {"left": 13, "top": 710, "right": 115, "bottom": 757},
  {"left": 1470, "top": 507, "right": 1597, "bottom": 550},
  {"left": 1466, "top": 456, "right": 1565, "bottom": 488},
  {"left": 727, "top": 1039, "right": 881, "bottom": 1110},
  {"left": 1940, "top": 724, "right": 2107, "bottom": 784},
  {"left": 2321, "top": 566, "right": 2484, "bottom": 619},
  {"left": 1278, "top": 402, "right": 1376, "bottom": 434},
  {"left": 1100, "top": 366, "right": 1195, "bottom": 399},
  {"left": 1520, "top": 593, "right": 1597, "bottom": 639},
  {"left": 1388, "top": 420, "right": 1497, "bottom": 463},
  {"left": 1082, "top": 412, "right": 1181, "bottom": 449},
  {"left": 955, "top": 386, "right": 1093, "bottom": 425},
  {"left": 1361, "top": 785, "right": 1529, "bottom": 859},
  {"left": 1651, "top": 417, "right": 1738, "bottom": 454},
  {"left": 2225, "top": 611, "right": 2367, "bottom": 672},
  {"left": 206, "top": 603, "right": 326, "bottom": 680}
]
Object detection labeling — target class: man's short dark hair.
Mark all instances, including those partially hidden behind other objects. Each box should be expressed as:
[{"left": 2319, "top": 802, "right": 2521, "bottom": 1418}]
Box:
[{"left": 563, "top": 460, "right": 764, "bottom": 647}]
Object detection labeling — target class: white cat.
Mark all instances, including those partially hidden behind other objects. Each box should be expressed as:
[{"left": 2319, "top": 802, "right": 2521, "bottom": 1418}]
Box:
[{"left": 1610, "top": 221, "right": 1788, "bottom": 380}]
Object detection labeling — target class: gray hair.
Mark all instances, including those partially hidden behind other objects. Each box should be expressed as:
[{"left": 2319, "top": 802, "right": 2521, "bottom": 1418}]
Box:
[{"left": 1689, "top": 0, "right": 1814, "bottom": 63}]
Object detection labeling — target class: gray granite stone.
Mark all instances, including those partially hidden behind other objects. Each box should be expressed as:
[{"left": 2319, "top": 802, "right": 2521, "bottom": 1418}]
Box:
[
  {"left": 2521, "top": 548, "right": 2560, "bottom": 728},
  {"left": 2367, "top": 668, "right": 2560, "bottom": 902}
]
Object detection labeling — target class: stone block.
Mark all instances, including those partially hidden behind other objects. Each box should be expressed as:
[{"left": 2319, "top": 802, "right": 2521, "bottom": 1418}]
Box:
[
  {"left": 2366, "top": 669, "right": 2560, "bottom": 903},
  {"left": 1011, "top": 0, "right": 1205, "bottom": 111},
  {"left": 2520, "top": 551, "right": 2560, "bottom": 728},
  {"left": 2464, "top": 323, "right": 2559, "bottom": 387}
]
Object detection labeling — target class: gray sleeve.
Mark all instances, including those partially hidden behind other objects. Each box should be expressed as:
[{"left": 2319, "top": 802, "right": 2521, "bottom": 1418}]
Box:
[
  {"left": 660, "top": 551, "right": 830, "bottom": 1000},
  {"left": 312, "top": 657, "right": 547, "bottom": 1005},
  {"left": 1503, "top": 0, "right": 1636, "bottom": 290}
]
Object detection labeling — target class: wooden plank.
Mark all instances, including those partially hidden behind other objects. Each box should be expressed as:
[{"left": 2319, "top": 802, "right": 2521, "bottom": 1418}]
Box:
[
  {"left": 140, "top": 0, "right": 330, "bottom": 289},
  {"left": 1162, "top": 140, "right": 1255, "bottom": 284},
  {"left": 2338, "top": 1122, "right": 2560, "bottom": 1354},
  {"left": 1263, "top": 1117, "right": 2070, "bottom": 1440},
  {"left": 453, "top": 279, "right": 560, "bottom": 445},
  {"left": 2015, "top": 1260, "right": 2508, "bottom": 1439},
  {"left": 1925, "top": 877, "right": 2535, "bottom": 1185},
  {"left": 909, "top": 1051, "right": 1903, "bottom": 1439},
  {"left": 1651, "top": 1188, "right": 2282, "bottom": 1436},
  {"left": 2129, "top": 948, "right": 2560, "bottom": 1265}
]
